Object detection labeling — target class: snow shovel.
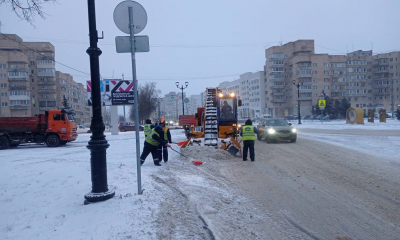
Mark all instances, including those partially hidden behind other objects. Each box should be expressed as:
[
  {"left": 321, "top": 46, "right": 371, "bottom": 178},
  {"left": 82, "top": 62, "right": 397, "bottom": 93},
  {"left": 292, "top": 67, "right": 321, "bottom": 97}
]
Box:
[{"left": 169, "top": 146, "right": 190, "bottom": 158}]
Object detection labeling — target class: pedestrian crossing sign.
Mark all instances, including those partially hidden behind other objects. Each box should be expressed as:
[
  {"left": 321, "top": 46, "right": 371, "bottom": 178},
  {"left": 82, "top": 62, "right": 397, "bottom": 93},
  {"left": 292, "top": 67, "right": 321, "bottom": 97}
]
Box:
[{"left": 318, "top": 99, "right": 326, "bottom": 108}]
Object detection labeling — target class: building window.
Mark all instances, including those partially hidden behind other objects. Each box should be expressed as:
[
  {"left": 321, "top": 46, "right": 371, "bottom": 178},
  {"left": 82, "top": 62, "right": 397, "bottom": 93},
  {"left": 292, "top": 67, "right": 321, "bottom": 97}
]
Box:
[
  {"left": 30, "top": 61, "right": 35, "bottom": 66},
  {"left": 1, "top": 102, "right": 8, "bottom": 107},
  {"left": 0, "top": 83, "right": 7, "bottom": 88},
  {"left": 0, "top": 73, "right": 6, "bottom": 78},
  {"left": 312, "top": 71, "right": 317, "bottom": 74},
  {"left": 1, "top": 92, "right": 7, "bottom": 97},
  {"left": 32, "top": 78, "right": 34, "bottom": 82},
  {"left": 324, "top": 63, "right": 329, "bottom": 67},
  {"left": 0, "top": 64, "right": 6, "bottom": 69},
  {"left": 30, "top": 52, "right": 35, "bottom": 57},
  {"left": 9, "top": 64, "right": 17, "bottom": 69},
  {"left": 324, "top": 70, "right": 329, "bottom": 74},
  {"left": 313, "top": 63, "right": 317, "bottom": 67},
  {"left": 32, "top": 87, "right": 35, "bottom": 90}
]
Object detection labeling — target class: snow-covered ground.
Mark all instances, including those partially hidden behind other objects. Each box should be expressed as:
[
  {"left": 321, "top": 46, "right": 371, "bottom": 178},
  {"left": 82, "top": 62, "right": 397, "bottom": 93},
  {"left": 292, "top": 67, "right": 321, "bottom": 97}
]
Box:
[{"left": 1, "top": 119, "right": 399, "bottom": 239}]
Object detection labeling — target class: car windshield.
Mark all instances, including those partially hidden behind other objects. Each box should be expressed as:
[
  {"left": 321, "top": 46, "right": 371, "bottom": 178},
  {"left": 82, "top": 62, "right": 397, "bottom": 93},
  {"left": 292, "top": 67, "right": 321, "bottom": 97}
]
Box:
[{"left": 264, "top": 119, "right": 289, "bottom": 126}]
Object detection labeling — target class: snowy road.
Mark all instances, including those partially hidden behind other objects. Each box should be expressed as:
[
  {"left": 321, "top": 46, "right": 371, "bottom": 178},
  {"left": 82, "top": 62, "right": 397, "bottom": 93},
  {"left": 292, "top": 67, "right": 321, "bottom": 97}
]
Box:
[
  {"left": 1, "top": 123, "right": 400, "bottom": 240},
  {"left": 218, "top": 128, "right": 400, "bottom": 240}
]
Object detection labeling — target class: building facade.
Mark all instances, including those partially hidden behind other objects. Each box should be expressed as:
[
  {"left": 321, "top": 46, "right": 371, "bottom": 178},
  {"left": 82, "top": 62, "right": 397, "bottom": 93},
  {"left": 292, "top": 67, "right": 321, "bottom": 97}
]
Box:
[
  {"left": 0, "top": 33, "right": 90, "bottom": 123},
  {"left": 264, "top": 40, "right": 400, "bottom": 117}
]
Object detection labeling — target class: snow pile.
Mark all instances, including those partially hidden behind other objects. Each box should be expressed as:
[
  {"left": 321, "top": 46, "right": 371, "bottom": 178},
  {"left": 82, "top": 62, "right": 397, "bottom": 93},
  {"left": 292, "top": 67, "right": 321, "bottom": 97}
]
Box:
[{"left": 180, "top": 145, "right": 233, "bottom": 160}]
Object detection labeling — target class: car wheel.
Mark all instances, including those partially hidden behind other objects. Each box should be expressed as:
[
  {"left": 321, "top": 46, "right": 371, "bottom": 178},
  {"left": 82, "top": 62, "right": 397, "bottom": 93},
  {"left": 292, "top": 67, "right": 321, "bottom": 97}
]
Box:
[
  {"left": 265, "top": 138, "right": 271, "bottom": 143},
  {"left": 0, "top": 136, "right": 10, "bottom": 150},
  {"left": 120, "top": 128, "right": 126, "bottom": 132},
  {"left": 46, "top": 134, "right": 60, "bottom": 147},
  {"left": 290, "top": 138, "right": 297, "bottom": 143}
]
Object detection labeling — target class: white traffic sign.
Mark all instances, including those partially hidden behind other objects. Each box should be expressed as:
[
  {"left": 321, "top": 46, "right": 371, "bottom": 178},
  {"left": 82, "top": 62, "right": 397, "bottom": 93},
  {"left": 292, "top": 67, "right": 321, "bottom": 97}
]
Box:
[
  {"left": 115, "top": 36, "right": 149, "bottom": 53},
  {"left": 113, "top": 1, "right": 147, "bottom": 34}
]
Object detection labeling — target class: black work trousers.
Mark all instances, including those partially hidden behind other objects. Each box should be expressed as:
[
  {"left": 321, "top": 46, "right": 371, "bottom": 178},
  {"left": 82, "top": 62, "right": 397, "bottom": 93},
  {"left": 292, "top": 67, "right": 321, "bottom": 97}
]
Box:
[
  {"left": 243, "top": 140, "right": 255, "bottom": 161},
  {"left": 157, "top": 144, "right": 169, "bottom": 162},
  {"left": 140, "top": 141, "right": 160, "bottom": 165}
]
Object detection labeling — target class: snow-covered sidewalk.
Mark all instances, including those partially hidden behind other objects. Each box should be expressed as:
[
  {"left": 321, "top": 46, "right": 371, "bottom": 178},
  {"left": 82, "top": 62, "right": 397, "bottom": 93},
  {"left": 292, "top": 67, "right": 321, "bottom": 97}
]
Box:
[{"left": 1, "top": 119, "right": 399, "bottom": 239}]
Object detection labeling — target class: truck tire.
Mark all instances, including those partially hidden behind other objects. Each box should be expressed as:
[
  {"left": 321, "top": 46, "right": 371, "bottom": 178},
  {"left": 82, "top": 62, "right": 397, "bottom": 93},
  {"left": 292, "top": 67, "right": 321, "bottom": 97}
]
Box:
[
  {"left": 0, "top": 136, "right": 10, "bottom": 150},
  {"left": 46, "top": 134, "right": 60, "bottom": 147}
]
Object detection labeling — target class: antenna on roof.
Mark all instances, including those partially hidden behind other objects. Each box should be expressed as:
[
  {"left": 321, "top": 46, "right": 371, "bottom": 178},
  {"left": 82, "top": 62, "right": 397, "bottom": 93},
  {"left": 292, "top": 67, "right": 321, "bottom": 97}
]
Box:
[{"left": 279, "top": 34, "right": 282, "bottom": 46}]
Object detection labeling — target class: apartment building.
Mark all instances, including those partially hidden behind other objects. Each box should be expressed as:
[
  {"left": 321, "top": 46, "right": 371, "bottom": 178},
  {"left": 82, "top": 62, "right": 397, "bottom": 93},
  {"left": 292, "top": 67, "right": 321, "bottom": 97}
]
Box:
[
  {"left": 264, "top": 40, "right": 400, "bottom": 117},
  {"left": 0, "top": 33, "right": 91, "bottom": 123},
  {"left": 237, "top": 72, "right": 265, "bottom": 119},
  {"left": 160, "top": 91, "right": 178, "bottom": 122},
  {"left": 56, "top": 71, "right": 91, "bottom": 124},
  {"left": 188, "top": 94, "right": 202, "bottom": 115}
]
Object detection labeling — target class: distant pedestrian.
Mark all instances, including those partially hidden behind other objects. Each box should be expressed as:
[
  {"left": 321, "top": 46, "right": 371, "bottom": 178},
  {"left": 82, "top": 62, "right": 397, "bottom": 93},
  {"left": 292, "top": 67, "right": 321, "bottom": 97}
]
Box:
[
  {"left": 158, "top": 119, "right": 172, "bottom": 163},
  {"left": 143, "top": 119, "right": 154, "bottom": 137},
  {"left": 240, "top": 119, "right": 259, "bottom": 162},
  {"left": 140, "top": 125, "right": 170, "bottom": 166}
]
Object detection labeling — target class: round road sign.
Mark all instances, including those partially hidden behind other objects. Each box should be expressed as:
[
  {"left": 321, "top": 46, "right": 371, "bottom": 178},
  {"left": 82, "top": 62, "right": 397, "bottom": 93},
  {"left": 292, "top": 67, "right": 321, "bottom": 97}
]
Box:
[
  {"left": 184, "top": 98, "right": 189, "bottom": 103},
  {"left": 113, "top": 1, "right": 147, "bottom": 34}
]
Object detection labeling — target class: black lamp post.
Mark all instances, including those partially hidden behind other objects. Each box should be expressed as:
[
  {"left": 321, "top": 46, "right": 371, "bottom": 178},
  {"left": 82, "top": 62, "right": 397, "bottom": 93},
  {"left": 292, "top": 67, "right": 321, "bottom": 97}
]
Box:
[
  {"left": 176, "top": 82, "right": 188, "bottom": 115},
  {"left": 84, "top": 0, "right": 115, "bottom": 204},
  {"left": 292, "top": 79, "right": 304, "bottom": 124}
]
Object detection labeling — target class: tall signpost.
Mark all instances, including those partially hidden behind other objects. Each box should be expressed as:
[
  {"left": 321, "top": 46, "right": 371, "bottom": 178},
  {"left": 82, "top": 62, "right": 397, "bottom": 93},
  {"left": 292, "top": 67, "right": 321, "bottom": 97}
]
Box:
[
  {"left": 114, "top": 0, "right": 149, "bottom": 195},
  {"left": 85, "top": 0, "right": 115, "bottom": 204}
]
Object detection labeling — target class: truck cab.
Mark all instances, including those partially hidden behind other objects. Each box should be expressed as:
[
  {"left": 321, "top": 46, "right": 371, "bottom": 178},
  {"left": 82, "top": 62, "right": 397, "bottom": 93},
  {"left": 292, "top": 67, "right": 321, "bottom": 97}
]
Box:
[
  {"left": 216, "top": 92, "right": 239, "bottom": 138},
  {"left": 46, "top": 109, "right": 78, "bottom": 145}
]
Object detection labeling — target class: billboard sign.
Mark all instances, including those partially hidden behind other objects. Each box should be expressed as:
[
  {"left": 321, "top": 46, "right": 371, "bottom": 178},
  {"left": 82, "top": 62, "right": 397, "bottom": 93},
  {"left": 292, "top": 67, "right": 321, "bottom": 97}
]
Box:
[{"left": 87, "top": 79, "right": 134, "bottom": 106}]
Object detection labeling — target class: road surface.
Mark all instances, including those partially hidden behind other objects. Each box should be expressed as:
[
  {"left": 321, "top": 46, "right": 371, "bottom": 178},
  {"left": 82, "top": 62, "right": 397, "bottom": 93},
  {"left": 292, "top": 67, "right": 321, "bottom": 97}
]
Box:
[{"left": 219, "top": 128, "right": 400, "bottom": 240}]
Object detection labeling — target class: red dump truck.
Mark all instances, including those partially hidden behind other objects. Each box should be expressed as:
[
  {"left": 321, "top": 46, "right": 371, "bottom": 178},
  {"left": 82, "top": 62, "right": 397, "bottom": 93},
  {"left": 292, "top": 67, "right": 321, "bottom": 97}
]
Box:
[{"left": 0, "top": 109, "right": 78, "bottom": 150}]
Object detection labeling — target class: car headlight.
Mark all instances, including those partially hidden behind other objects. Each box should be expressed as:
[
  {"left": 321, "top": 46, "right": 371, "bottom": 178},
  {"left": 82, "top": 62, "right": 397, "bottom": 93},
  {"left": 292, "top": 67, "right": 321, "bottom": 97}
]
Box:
[
  {"left": 292, "top": 128, "right": 297, "bottom": 133},
  {"left": 268, "top": 128, "right": 275, "bottom": 134},
  {"left": 238, "top": 124, "right": 241, "bottom": 128}
]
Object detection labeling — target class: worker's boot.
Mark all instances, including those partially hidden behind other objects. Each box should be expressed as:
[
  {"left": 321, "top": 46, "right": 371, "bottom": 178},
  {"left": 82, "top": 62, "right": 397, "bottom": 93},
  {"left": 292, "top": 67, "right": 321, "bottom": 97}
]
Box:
[
  {"left": 154, "top": 160, "right": 162, "bottom": 166},
  {"left": 140, "top": 159, "right": 145, "bottom": 165}
]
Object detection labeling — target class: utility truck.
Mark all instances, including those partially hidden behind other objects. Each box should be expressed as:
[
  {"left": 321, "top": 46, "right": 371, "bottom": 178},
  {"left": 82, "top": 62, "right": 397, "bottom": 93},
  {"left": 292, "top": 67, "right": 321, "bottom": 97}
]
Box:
[{"left": 0, "top": 109, "right": 77, "bottom": 150}]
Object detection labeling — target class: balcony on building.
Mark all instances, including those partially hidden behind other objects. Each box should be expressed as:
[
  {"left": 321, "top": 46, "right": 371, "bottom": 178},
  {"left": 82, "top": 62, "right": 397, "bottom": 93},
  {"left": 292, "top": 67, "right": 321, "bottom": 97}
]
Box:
[
  {"left": 39, "top": 97, "right": 56, "bottom": 101},
  {"left": 37, "top": 68, "right": 56, "bottom": 77},
  {"left": 9, "top": 94, "right": 30, "bottom": 101},
  {"left": 373, "top": 84, "right": 390, "bottom": 88},
  {"left": 271, "top": 92, "right": 284, "bottom": 96},
  {"left": 298, "top": 97, "right": 312, "bottom": 101},
  {"left": 270, "top": 84, "right": 285, "bottom": 89},
  {"left": 10, "top": 105, "right": 29, "bottom": 110},
  {"left": 9, "top": 86, "right": 28, "bottom": 91},
  {"left": 270, "top": 99, "right": 286, "bottom": 103},
  {"left": 373, "top": 92, "right": 390, "bottom": 96},
  {"left": 8, "top": 69, "right": 29, "bottom": 81},
  {"left": 38, "top": 88, "right": 56, "bottom": 94},
  {"left": 37, "top": 59, "right": 55, "bottom": 69},
  {"left": 38, "top": 79, "right": 56, "bottom": 85}
]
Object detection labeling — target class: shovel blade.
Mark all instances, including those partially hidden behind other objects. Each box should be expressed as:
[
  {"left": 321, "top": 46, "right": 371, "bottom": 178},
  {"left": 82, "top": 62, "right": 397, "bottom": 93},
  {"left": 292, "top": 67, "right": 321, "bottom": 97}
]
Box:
[{"left": 227, "top": 145, "right": 239, "bottom": 156}]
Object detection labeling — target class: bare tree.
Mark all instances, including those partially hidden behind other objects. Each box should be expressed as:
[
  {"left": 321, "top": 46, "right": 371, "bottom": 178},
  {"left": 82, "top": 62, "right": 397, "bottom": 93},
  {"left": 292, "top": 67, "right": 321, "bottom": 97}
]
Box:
[
  {"left": 118, "top": 115, "right": 125, "bottom": 123},
  {"left": 0, "top": 0, "right": 56, "bottom": 24},
  {"left": 129, "top": 82, "right": 161, "bottom": 123}
]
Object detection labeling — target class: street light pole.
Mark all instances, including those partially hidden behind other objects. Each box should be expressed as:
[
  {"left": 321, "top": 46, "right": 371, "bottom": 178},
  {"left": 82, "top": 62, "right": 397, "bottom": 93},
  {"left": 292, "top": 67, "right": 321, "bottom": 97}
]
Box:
[
  {"left": 85, "top": 0, "right": 114, "bottom": 204},
  {"left": 175, "top": 82, "right": 188, "bottom": 115},
  {"left": 292, "top": 79, "right": 303, "bottom": 124}
]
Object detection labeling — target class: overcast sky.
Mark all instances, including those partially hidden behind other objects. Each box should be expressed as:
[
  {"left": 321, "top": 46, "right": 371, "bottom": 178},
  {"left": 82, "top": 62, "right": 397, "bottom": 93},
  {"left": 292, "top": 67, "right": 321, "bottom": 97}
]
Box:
[{"left": 1, "top": 0, "right": 400, "bottom": 97}]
